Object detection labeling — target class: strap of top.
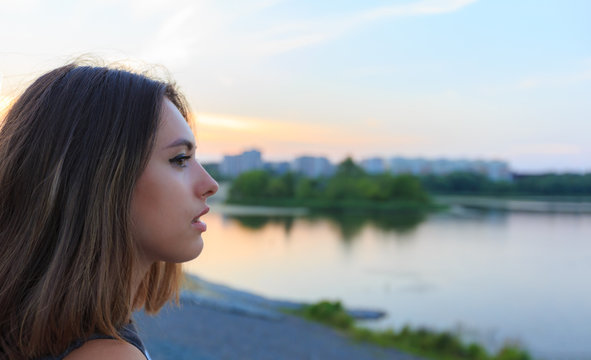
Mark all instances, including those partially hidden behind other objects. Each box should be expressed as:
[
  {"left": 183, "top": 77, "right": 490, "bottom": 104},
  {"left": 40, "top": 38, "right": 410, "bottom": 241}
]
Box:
[
  {"left": 117, "top": 322, "right": 150, "bottom": 359},
  {"left": 36, "top": 322, "right": 149, "bottom": 360}
]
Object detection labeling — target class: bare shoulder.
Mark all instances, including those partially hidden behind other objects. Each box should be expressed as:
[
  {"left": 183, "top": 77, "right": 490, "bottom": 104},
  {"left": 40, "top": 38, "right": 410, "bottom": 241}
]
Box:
[{"left": 65, "top": 338, "right": 146, "bottom": 360}]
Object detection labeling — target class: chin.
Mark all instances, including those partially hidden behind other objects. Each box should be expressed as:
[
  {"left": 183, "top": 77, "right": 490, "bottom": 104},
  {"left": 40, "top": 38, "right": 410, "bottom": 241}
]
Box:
[
  {"left": 182, "top": 236, "right": 204, "bottom": 262},
  {"left": 148, "top": 236, "right": 204, "bottom": 264}
]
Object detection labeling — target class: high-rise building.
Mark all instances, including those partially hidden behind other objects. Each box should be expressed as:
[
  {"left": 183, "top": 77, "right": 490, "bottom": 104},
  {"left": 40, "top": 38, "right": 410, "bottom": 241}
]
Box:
[
  {"left": 291, "top": 156, "right": 335, "bottom": 178},
  {"left": 386, "top": 156, "right": 512, "bottom": 181},
  {"left": 264, "top": 161, "right": 291, "bottom": 175},
  {"left": 361, "top": 157, "right": 386, "bottom": 174},
  {"left": 219, "top": 149, "right": 263, "bottom": 178}
]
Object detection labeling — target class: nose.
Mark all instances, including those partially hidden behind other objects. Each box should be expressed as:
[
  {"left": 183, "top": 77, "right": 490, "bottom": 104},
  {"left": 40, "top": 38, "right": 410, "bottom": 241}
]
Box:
[{"left": 195, "top": 163, "right": 218, "bottom": 199}]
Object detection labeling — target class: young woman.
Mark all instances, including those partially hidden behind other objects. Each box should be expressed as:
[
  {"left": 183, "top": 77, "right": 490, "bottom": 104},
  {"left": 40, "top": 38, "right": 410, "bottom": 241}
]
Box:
[{"left": 0, "top": 63, "right": 218, "bottom": 359}]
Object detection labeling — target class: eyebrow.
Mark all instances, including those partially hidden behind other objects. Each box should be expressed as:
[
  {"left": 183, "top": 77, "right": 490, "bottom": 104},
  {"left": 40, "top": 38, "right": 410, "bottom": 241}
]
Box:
[{"left": 164, "top": 138, "right": 194, "bottom": 151}]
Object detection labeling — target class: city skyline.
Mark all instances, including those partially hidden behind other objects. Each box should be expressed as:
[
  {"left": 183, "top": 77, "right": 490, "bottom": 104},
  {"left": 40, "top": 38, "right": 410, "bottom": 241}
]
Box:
[
  {"left": 214, "top": 147, "right": 511, "bottom": 164},
  {"left": 216, "top": 148, "right": 513, "bottom": 180},
  {"left": 1, "top": 0, "right": 590, "bottom": 173}
]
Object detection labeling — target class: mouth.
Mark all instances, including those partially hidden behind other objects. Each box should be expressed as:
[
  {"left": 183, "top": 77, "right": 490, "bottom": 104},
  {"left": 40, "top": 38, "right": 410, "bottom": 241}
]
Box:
[
  {"left": 191, "top": 207, "right": 210, "bottom": 231},
  {"left": 192, "top": 207, "right": 209, "bottom": 222}
]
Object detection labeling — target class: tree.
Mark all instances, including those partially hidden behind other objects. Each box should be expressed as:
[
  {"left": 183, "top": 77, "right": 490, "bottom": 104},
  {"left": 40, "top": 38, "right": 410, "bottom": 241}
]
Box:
[
  {"left": 335, "top": 157, "right": 365, "bottom": 178},
  {"left": 229, "top": 170, "right": 270, "bottom": 200}
]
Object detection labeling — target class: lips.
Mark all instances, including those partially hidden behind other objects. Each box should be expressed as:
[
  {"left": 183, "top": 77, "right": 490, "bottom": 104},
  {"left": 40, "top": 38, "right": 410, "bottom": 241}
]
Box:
[
  {"left": 191, "top": 207, "right": 209, "bottom": 231},
  {"left": 192, "top": 207, "right": 209, "bottom": 223}
]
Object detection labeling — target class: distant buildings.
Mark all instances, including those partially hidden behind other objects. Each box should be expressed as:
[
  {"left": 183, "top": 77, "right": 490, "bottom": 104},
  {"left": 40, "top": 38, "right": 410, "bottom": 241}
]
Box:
[
  {"left": 219, "top": 149, "right": 263, "bottom": 178},
  {"left": 360, "top": 157, "right": 386, "bottom": 175},
  {"left": 387, "top": 157, "right": 429, "bottom": 175},
  {"left": 219, "top": 149, "right": 512, "bottom": 181},
  {"left": 219, "top": 150, "right": 334, "bottom": 178},
  {"left": 263, "top": 161, "right": 291, "bottom": 175},
  {"left": 291, "top": 156, "right": 335, "bottom": 178},
  {"left": 382, "top": 157, "right": 512, "bottom": 181}
]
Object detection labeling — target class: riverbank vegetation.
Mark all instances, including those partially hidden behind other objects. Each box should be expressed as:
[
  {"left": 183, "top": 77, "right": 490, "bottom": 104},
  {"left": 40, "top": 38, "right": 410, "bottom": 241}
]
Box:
[
  {"left": 293, "top": 300, "right": 531, "bottom": 360},
  {"left": 420, "top": 172, "right": 591, "bottom": 197},
  {"left": 223, "top": 159, "right": 591, "bottom": 211},
  {"left": 227, "top": 158, "right": 436, "bottom": 212}
]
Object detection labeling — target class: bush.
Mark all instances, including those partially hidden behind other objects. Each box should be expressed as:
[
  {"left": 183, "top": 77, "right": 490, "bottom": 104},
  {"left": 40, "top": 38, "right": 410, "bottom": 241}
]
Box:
[
  {"left": 496, "top": 345, "right": 531, "bottom": 360},
  {"left": 290, "top": 300, "right": 532, "bottom": 360},
  {"left": 300, "top": 300, "right": 354, "bottom": 330}
]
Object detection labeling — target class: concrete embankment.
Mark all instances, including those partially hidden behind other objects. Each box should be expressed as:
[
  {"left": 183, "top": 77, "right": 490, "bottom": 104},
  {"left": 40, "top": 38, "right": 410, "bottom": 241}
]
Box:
[
  {"left": 437, "top": 195, "right": 591, "bottom": 213},
  {"left": 134, "top": 275, "right": 422, "bottom": 360}
]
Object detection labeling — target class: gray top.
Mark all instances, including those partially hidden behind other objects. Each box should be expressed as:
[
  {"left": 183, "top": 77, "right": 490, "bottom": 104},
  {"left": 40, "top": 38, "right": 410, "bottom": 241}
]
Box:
[{"left": 36, "top": 322, "right": 150, "bottom": 360}]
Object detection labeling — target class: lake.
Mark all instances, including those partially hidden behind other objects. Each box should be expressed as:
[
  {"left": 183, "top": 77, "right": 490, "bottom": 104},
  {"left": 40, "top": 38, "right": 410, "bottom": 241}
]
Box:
[{"left": 184, "top": 202, "right": 591, "bottom": 360}]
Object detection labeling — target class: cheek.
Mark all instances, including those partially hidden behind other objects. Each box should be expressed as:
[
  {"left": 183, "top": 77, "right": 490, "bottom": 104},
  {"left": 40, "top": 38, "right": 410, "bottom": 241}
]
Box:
[
  {"left": 130, "top": 167, "right": 201, "bottom": 263},
  {"left": 132, "top": 171, "right": 168, "bottom": 229},
  {"left": 131, "top": 170, "right": 173, "bottom": 253}
]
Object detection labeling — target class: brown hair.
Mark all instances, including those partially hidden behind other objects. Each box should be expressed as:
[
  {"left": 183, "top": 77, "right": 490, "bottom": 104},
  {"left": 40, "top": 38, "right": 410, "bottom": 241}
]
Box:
[{"left": 0, "top": 63, "right": 189, "bottom": 358}]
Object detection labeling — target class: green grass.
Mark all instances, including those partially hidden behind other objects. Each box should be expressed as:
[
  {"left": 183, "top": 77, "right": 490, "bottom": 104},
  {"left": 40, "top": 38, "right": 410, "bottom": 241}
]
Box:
[{"left": 289, "top": 300, "right": 531, "bottom": 360}]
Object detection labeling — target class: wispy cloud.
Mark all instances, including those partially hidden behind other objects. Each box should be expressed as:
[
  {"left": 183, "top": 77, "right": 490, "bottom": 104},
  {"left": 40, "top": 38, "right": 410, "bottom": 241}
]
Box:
[
  {"left": 360, "top": 0, "right": 479, "bottom": 19},
  {"left": 197, "top": 113, "right": 254, "bottom": 130},
  {"left": 508, "top": 143, "right": 582, "bottom": 156},
  {"left": 517, "top": 63, "right": 591, "bottom": 89},
  {"left": 139, "top": 5, "right": 198, "bottom": 69},
  {"left": 0, "top": 0, "right": 42, "bottom": 13},
  {"left": 137, "top": 0, "right": 291, "bottom": 67},
  {"left": 245, "top": 0, "right": 479, "bottom": 56},
  {"left": 139, "top": 0, "right": 479, "bottom": 65},
  {"left": 194, "top": 111, "right": 426, "bottom": 159}
]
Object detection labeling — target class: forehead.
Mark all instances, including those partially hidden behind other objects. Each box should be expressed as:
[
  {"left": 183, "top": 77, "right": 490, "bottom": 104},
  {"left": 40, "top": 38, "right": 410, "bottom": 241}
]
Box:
[{"left": 157, "top": 98, "right": 195, "bottom": 147}]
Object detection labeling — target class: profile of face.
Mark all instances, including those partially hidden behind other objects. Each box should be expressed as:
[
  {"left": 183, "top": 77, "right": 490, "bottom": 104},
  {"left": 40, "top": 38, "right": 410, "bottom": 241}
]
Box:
[{"left": 130, "top": 98, "right": 218, "bottom": 266}]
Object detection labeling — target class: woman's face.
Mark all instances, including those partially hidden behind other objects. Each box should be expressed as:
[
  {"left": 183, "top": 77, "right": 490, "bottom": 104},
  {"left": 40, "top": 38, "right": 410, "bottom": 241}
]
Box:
[{"left": 130, "top": 98, "right": 218, "bottom": 265}]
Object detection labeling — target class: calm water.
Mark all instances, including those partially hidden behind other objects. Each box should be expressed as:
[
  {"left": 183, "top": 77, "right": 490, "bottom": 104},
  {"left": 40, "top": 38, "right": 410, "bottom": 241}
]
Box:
[{"left": 184, "top": 204, "right": 591, "bottom": 360}]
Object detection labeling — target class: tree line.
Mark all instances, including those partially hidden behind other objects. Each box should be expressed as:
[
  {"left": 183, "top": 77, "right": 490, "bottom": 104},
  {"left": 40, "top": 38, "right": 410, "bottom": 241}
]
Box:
[
  {"left": 224, "top": 158, "right": 591, "bottom": 205},
  {"left": 420, "top": 172, "right": 591, "bottom": 196},
  {"left": 227, "top": 158, "right": 430, "bottom": 206}
]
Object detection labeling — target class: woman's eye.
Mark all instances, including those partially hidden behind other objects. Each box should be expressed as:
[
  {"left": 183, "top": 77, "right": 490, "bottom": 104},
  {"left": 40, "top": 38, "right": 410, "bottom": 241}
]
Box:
[{"left": 169, "top": 154, "right": 192, "bottom": 168}]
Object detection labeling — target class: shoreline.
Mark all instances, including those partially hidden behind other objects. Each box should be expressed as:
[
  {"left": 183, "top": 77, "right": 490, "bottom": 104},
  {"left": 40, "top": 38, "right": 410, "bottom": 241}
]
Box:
[
  {"left": 134, "top": 274, "right": 419, "bottom": 360},
  {"left": 436, "top": 195, "right": 591, "bottom": 213},
  {"left": 215, "top": 194, "right": 591, "bottom": 215},
  {"left": 135, "top": 275, "right": 535, "bottom": 360},
  {"left": 179, "top": 274, "right": 386, "bottom": 321}
]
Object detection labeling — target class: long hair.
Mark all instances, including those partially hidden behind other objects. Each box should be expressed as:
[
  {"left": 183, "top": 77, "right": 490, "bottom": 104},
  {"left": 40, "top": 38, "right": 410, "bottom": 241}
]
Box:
[{"left": 0, "top": 63, "right": 188, "bottom": 358}]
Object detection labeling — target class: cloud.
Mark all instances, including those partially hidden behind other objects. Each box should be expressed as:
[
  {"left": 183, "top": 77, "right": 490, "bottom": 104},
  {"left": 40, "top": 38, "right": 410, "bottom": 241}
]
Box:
[
  {"left": 246, "top": 0, "right": 479, "bottom": 56},
  {"left": 197, "top": 113, "right": 254, "bottom": 130},
  {"left": 360, "top": 0, "right": 479, "bottom": 20},
  {"left": 194, "top": 111, "right": 426, "bottom": 160},
  {"left": 508, "top": 143, "right": 582, "bottom": 156},
  {"left": 517, "top": 65, "right": 591, "bottom": 90},
  {"left": 138, "top": 0, "right": 480, "bottom": 64},
  {"left": 137, "top": 0, "right": 290, "bottom": 66},
  {"left": 0, "top": 0, "right": 41, "bottom": 13},
  {"left": 139, "top": 5, "right": 198, "bottom": 69}
]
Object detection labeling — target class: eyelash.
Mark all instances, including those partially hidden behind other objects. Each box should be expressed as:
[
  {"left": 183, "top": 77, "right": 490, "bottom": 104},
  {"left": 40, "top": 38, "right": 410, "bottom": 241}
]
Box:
[{"left": 169, "top": 154, "right": 192, "bottom": 168}]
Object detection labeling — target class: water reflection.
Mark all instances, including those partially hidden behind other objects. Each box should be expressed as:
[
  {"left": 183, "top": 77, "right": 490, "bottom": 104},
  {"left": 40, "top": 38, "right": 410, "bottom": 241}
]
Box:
[
  {"left": 192, "top": 206, "right": 591, "bottom": 359},
  {"left": 227, "top": 210, "right": 427, "bottom": 241},
  {"left": 227, "top": 215, "right": 295, "bottom": 232}
]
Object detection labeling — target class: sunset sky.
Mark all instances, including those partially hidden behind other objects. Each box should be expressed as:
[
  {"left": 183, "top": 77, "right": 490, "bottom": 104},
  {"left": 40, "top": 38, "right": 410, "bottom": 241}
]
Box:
[{"left": 1, "top": 0, "right": 589, "bottom": 172}]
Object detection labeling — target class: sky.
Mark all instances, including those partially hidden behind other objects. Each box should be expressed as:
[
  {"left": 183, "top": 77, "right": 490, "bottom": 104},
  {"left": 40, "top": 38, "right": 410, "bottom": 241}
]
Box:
[{"left": 0, "top": 0, "right": 590, "bottom": 173}]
